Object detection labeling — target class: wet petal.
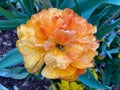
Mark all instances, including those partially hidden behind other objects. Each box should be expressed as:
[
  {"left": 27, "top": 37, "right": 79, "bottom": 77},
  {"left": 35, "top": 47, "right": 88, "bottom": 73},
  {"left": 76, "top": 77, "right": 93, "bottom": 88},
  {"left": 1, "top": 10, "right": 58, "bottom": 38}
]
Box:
[
  {"left": 54, "top": 29, "right": 76, "bottom": 45},
  {"left": 61, "top": 72, "right": 78, "bottom": 81},
  {"left": 65, "top": 44, "right": 83, "bottom": 61},
  {"left": 71, "top": 50, "right": 96, "bottom": 69},
  {"left": 41, "top": 65, "right": 76, "bottom": 79},
  {"left": 76, "top": 69, "right": 86, "bottom": 75},
  {"left": 43, "top": 36, "right": 55, "bottom": 51},
  {"left": 39, "top": 8, "right": 62, "bottom": 35},
  {"left": 44, "top": 48, "right": 70, "bottom": 69},
  {"left": 89, "top": 26, "right": 97, "bottom": 34},
  {"left": 62, "top": 8, "right": 76, "bottom": 25},
  {"left": 89, "top": 41, "right": 99, "bottom": 51},
  {"left": 16, "top": 41, "right": 46, "bottom": 73},
  {"left": 62, "top": 69, "right": 86, "bottom": 81}
]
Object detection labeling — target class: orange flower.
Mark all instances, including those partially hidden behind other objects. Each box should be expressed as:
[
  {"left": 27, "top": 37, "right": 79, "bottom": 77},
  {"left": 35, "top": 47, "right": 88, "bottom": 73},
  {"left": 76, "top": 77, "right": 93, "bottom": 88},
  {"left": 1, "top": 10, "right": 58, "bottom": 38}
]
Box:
[{"left": 16, "top": 8, "right": 99, "bottom": 81}]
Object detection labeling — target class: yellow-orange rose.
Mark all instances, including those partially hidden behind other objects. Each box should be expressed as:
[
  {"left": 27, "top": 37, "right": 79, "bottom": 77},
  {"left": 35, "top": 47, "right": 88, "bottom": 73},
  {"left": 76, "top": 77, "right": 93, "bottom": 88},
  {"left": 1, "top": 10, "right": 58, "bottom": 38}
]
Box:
[{"left": 16, "top": 8, "right": 99, "bottom": 81}]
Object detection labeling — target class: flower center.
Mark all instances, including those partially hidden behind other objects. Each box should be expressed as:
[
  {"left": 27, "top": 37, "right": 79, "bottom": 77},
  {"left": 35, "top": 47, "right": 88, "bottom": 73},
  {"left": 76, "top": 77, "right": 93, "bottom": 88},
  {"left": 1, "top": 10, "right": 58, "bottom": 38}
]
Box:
[{"left": 55, "top": 44, "right": 64, "bottom": 50}]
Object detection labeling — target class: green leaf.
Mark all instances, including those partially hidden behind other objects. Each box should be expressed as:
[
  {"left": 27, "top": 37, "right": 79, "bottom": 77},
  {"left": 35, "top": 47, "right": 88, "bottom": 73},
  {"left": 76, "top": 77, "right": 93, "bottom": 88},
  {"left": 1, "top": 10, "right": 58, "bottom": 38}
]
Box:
[
  {"left": 11, "top": 71, "right": 29, "bottom": 79},
  {"left": 102, "top": 65, "right": 113, "bottom": 85},
  {"left": 112, "top": 58, "right": 120, "bottom": 68},
  {"left": 0, "top": 67, "right": 29, "bottom": 79},
  {"left": 79, "top": 69, "right": 110, "bottom": 90},
  {"left": 10, "top": 67, "right": 25, "bottom": 73},
  {"left": 88, "top": 6, "right": 110, "bottom": 25},
  {"left": 0, "top": 19, "right": 26, "bottom": 30},
  {"left": 0, "top": 7, "right": 19, "bottom": 19},
  {"left": 9, "top": 0, "right": 18, "bottom": 2},
  {"left": 35, "top": 0, "right": 53, "bottom": 11},
  {"left": 95, "top": 18, "right": 120, "bottom": 40},
  {"left": 108, "top": 48, "right": 120, "bottom": 54},
  {"left": 0, "top": 84, "right": 9, "bottom": 90},
  {"left": 50, "top": 0, "right": 57, "bottom": 7},
  {"left": 19, "top": 0, "right": 34, "bottom": 15},
  {"left": 102, "top": 6, "right": 120, "bottom": 20},
  {"left": 50, "top": 0, "right": 63, "bottom": 8},
  {"left": 111, "top": 70, "right": 120, "bottom": 85},
  {"left": 0, "top": 48, "right": 23, "bottom": 68},
  {"left": 74, "top": 0, "right": 81, "bottom": 15},
  {"left": 74, "top": 0, "right": 120, "bottom": 19},
  {"left": 101, "top": 42, "right": 107, "bottom": 51},
  {"left": 77, "top": 0, "right": 102, "bottom": 19},
  {"left": 99, "top": 9, "right": 120, "bottom": 31},
  {"left": 0, "top": 0, "right": 9, "bottom": 8},
  {"left": 60, "top": 0, "right": 75, "bottom": 9},
  {"left": 106, "top": 51, "right": 112, "bottom": 59},
  {"left": 42, "top": 0, "right": 53, "bottom": 8}
]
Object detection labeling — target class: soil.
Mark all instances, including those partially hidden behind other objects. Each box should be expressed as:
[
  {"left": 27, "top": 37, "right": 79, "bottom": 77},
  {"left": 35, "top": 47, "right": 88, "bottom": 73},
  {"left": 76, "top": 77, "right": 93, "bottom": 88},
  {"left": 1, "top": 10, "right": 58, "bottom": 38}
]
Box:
[
  {"left": 0, "top": 77, "right": 51, "bottom": 90},
  {"left": 0, "top": 30, "right": 51, "bottom": 90}
]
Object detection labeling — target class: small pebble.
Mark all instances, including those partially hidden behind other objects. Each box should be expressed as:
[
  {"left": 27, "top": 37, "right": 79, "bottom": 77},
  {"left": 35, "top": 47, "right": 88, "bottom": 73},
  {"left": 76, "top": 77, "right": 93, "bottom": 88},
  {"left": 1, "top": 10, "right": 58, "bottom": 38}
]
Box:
[
  {"left": 2, "top": 42, "right": 8, "bottom": 45},
  {"left": 4, "top": 34, "right": 9, "bottom": 39},
  {"left": 13, "top": 86, "right": 19, "bottom": 90}
]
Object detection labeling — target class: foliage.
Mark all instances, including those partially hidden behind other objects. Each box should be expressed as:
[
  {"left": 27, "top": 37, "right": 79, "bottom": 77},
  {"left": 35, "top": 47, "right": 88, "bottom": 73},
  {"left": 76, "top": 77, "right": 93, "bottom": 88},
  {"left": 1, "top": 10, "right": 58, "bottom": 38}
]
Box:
[
  {"left": 0, "top": 84, "right": 9, "bottom": 90},
  {"left": 0, "top": 0, "right": 120, "bottom": 89},
  {"left": 95, "top": 29, "right": 120, "bottom": 86},
  {"left": 0, "top": 0, "right": 9, "bottom": 8}
]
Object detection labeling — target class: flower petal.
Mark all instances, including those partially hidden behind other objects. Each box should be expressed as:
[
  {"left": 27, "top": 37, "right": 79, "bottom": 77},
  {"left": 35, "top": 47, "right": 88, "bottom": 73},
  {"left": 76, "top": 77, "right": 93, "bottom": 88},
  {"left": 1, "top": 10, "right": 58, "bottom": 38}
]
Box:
[
  {"left": 62, "top": 8, "right": 76, "bottom": 25},
  {"left": 43, "top": 36, "right": 55, "bottom": 51},
  {"left": 54, "top": 29, "right": 76, "bottom": 45},
  {"left": 65, "top": 44, "right": 83, "bottom": 61},
  {"left": 16, "top": 41, "right": 46, "bottom": 73},
  {"left": 71, "top": 50, "right": 96, "bottom": 69},
  {"left": 62, "top": 69, "right": 86, "bottom": 81},
  {"left": 39, "top": 8, "right": 62, "bottom": 35},
  {"left": 18, "top": 23, "right": 45, "bottom": 45},
  {"left": 44, "top": 48, "right": 70, "bottom": 69},
  {"left": 76, "top": 69, "right": 86, "bottom": 75},
  {"left": 41, "top": 65, "right": 76, "bottom": 79},
  {"left": 61, "top": 72, "right": 78, "bottom": 81}
]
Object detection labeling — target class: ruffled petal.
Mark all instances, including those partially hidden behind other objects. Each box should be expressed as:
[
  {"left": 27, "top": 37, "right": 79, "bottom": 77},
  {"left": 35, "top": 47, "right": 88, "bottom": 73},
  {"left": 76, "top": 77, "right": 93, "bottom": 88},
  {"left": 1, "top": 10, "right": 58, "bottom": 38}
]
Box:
[
  {"left": 61, "top": 72, "right": 78, "bottom": 81},
  {"left": 65, "top": 43, "right": 83, "bottom": 61},
  {"left": 53, "top": 29, "right": 76, "bottom": 45},
  {"left": 16, "top": 40, "right": 46, "bottom": 73},
  {"left": 41, "top": 65, "right": 76, "bottom": 79},
  {"left": 71, "top": 50, "right": 96, "bottom": 69},
  {"left": 43, "top": 36, "right": 55, "bottom": 51},
  {"left": 76, "top": 69, "right": 86, "bottom": 75},
  {"left": 39, "top": 8, "right": 62, "bottom": 35},
  {"left": 62, "top": 69, "right": 86, "bottom": 81},
  {"left": 44, "top": 48, "right": 70, "bottom": 69},
  {"left": 18, "top": 23, "right": 45, "bottom": 45}
]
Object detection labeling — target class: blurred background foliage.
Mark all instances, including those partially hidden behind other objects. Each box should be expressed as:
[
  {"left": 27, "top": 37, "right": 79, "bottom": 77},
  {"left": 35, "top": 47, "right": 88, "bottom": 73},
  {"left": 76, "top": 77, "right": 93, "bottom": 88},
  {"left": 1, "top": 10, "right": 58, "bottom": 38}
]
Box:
[{"left": 0, "top": 0, "right": 120, "bottom": 90}]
